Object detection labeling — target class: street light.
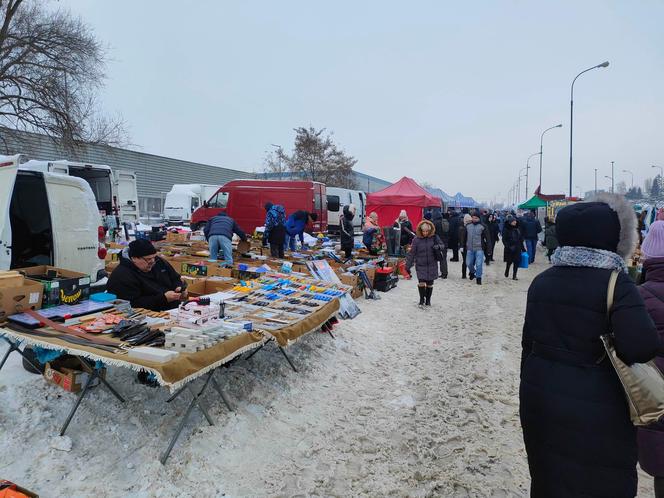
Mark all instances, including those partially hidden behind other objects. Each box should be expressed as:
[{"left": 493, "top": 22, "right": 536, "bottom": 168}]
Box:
[
  {"left": 604, "top": 175, "right": 614, "bottom": 193},
  {"left": 569, "top": 61, "right": 610, "bottom": 197},
  {"left": 594, "top": 168, "right": 598, "bottom": 194},
  {"left": 610, "top": 161, "right": 615, "bottom": 194},
  {"left": 622, "top": 169, "right": 634, "bottom": 188},
  {"left": 653, "top": 165, "right": 663, "bottom": 194},
  {"left": 518, "top": 167, "right": 528, "bottom": 203},
  {"left": 539, "top": 124, "right": 562, "bottom": 190},
  {"left": 526, "top": 152, "right": 540, "bottom": 198}
]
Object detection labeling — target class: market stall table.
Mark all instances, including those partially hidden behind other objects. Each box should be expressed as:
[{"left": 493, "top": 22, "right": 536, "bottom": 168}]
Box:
[{"left": 0, "top": 325, "right": 266, "bottom": 464}]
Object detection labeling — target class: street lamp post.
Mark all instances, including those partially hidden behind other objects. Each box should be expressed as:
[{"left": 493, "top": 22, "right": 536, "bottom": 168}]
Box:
[
  {"left": 569, "top": 61, "right": 610, "bottom": 197},
  {"left": 526, "top": 152, "right": 540, "bottom": 199},
  {"left": 610, "top": 161, "right": 615, "bottom": 194},
  {"left": 539, "top": 124, "right": 562, "bottom": 190},
  {"left": 518, "top": 167, "right": 528, "bottom": 203},
  {"left": 622, "top": 169, "right": 634, "bottom": 189},
  {"left": 605, "top": 175, "right": 614, "bottom": 193},
  {"left": 653, "top": 165, "right": 663, "bottom": 195},
  {"left": 594, "top": 168, "right": 598, "bottom": 194}
]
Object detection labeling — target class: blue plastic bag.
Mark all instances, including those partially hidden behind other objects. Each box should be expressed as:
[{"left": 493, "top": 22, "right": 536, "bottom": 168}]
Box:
[{"left": 519, "top": 252, "right": 529, "bottom": 269}]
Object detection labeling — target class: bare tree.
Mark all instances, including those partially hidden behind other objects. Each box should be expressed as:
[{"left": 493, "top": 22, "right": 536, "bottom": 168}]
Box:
[
  {"left": 419, "top": 181, "right": 436, "bottom": 190},
  {"left": 280, "top": 126, "right": 358, "bottom": 188},
  {"left": 262, "top": 148, "right": 289, "bottom": 180},
  {"left": 0, "top": 0, "right": 128, "bottom": 148}
]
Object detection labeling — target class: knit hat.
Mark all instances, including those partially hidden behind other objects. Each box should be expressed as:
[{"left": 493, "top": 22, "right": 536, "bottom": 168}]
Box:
[
  {"left": 463, "top": 214, "right": 472, "bottom": 225},
  {"left": 264, "top": 202, "right": 273, "bottom": 212},
  {"left": 128, "top": 239, "right": 157, "bottom": 258},
  {"left": 642, "top": 221, "right": 664, "bottom": 259}
]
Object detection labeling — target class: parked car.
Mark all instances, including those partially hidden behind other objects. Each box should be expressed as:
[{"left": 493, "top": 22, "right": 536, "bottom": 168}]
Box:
[
  {"left": 163, "top": 184, "right": 221, "bottom": 225},
  {"left": 327, "top": 187, "right": 366, "bottom": 234},
  {"left": 190, "top": 180, "right": 327, "bottom": 234},
  {"left": 20, "top": 159, "right": 140, "bottom": 224},
  {"left": 0, "top": 155, "right": 106, "bottom": 281}
]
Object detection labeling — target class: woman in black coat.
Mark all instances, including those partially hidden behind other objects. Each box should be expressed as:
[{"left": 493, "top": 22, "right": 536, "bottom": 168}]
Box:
[
  {"left": 339, "top": 204, "right": 356, "bottom": 259},
  {"left": 520, "top": 193, "right": 663, "bottom": 498},
  {"left": 502, "top": 216, "right": 525, "bottom": 280}
]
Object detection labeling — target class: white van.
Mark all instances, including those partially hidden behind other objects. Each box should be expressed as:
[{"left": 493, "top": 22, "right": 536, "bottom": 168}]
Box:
[
  {"left": 20, "top": 159, "right": 140, "bottom": 224},
  {"left": 0, "top": 155, "right": 106, "bottom": 281},
  {"left": 163, "top": 184, "right": 221, "bottom": 225},
  {"left": 326, "top": 187, "right": 366, "bottom": 234}
]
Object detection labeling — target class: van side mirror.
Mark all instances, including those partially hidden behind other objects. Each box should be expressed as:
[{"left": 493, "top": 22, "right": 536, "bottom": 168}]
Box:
[{"left": 203, "top": 201, "right": 208, "bottom": 208}]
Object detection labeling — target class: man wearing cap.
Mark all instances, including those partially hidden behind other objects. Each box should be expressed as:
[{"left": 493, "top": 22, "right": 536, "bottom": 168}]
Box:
[{"left": 107, "top": 239, "right": 186, "bottom": 311}]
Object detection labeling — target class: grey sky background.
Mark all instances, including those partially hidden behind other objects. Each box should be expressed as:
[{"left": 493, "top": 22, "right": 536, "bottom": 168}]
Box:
[{"left": 59, "top": 1, "right": 664, "bottom": 203}]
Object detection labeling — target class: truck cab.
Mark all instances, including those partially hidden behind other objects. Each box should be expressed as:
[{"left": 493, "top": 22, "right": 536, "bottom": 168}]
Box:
[{"left": 0, "top": 155, "right": 106, "bottom": 281}]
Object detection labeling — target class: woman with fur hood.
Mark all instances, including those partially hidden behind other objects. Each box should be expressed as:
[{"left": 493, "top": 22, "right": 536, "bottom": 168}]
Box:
[
  {"left": 405, "top": 219, "right": 441, "bottom": 307},
  {"left": 520, "top": 193, "right": 663, "bottom": 497}
]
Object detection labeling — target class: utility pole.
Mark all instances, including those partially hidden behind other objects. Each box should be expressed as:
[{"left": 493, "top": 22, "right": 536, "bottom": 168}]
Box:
[
  {"left": 611, "top": 161, "right": 615, "bottom": 194},
  {"left": 594, "top": 168, "right": 598, "bottom": 194}
]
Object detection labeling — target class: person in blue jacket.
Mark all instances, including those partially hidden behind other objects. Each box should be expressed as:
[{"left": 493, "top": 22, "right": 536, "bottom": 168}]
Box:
[
  {"left": 204, "top": 212, "right": 247, "bottom": 265},
  {"left": 285, "top": 210, "right": 317, "bottom": 251},
  {"left": 263, "top": 202, "right": 286, "bottom": 258}
]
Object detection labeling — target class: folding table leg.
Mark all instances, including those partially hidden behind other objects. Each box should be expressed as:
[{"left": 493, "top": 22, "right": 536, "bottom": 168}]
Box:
[
  {"left": 0, "top": 338, "right": 41, "bottom": 374},
  {"left": 211, "top": 373, "right": 234, "bottom": 412},
  {"left": 160, "top": 370, "right": 215, "bottom": 465},
  {"left": 325, "top": 328, "right": 335, "bottom": 339},
  {"left": 60, "top": 368, "right": 98, "bottom": 436},
  {"left": 278, "top": 346, "right": 298, "bottom": 373},
  {"left": 243, "top": 342, "right": 265, "bottom": 361},
  {"left": 0, "top": 341, "right": 15, "bottom": 372}
]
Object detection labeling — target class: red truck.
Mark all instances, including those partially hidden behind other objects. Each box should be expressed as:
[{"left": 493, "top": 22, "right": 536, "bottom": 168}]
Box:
[{"left": 190, "top": 180, "right": 328, "bottom": 234}]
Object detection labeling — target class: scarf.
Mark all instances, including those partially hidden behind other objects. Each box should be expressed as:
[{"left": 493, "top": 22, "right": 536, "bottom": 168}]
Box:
[{"left": 551, "top": 246, "right": 628, "bottom": 273}]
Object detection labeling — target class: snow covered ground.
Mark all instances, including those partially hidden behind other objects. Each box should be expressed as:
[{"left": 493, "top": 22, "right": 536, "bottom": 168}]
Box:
[{"left": 0, "top": 250, "right": 655, "bottom": 497}]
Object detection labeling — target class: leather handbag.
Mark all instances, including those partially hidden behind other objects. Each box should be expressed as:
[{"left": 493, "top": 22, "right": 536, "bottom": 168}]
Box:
[{"left": 602, "top": 270, "right": 664, "bottom": 426}]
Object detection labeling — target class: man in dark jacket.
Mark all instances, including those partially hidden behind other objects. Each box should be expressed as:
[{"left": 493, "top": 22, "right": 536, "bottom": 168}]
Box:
[
  {"left": 107, "top": 239, "right": 185, "bottom": 311},
  {"left": 448, "top": 211, "right": 461, "bottom": 261},
  {"left": 520, "top": 211, "right": 542, "bottom": 264},
  {"left": 285, "top": 210, "right": 317, "bottom": 251},
  {"left": 204, "top": 212, "right": 247, "bottom": 265},
  {"left": 340, "top": 204, "right": 356, "bottom": 259}
]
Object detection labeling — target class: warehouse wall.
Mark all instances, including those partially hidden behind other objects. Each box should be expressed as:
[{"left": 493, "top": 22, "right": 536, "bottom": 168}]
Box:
[{"left": 1, "top": 128, "right": 254, "bottom": 219}]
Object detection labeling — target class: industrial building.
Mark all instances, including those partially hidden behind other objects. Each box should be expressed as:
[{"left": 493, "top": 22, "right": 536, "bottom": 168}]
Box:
[{"left": 1, "top": 128, "right": 393, "bottom": 221}]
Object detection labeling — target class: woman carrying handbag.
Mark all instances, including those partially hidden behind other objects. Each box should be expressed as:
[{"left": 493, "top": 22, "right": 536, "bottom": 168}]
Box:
[{"left": 520, "top": 193, "right": 664, "bottom": 498}]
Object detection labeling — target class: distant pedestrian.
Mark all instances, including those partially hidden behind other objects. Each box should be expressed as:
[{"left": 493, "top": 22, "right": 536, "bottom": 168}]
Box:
[
  {"left": 544, "top": 217, "right": 559, "bottom": 262},
  {"left": 458, "top": 214, "right": 472, "bottom": 278},
  {"left": 465, "top": 212, "right": 488, "bottom": 285},
  {"left": 520, "top": 193, "right": 662, "bottom": 497},
  {"left": 285, "top": 210, "right": 317, "bottom": 251},
  {"left": 263, "top": 202, "right": 286, "bottom": 258},
  {"left": 340, "top": 204, "right": 356, "bottom": 260},
  {"left": 393, "top": 209, "right": 415, "bottom": 252},
  {"left": 502, "top": 216, "right": 525, "bottom": 280},
  {"left": 487, "top": 213, "right": 500, "bottom": 262},
  {"left": 405, "top": 219, "right": 439, "bottom": 308},
  {"left": 204, "top": 211, "right": 247, "bottom": 265},
  {"left": 448, "top": 210, "right": 461, "bottom": 261},
  {"left": 520, "top": 211, "right": 542, "bottom": 264},
  {"left": 363, "top": 211, "right": 385, "bottom": 255}
]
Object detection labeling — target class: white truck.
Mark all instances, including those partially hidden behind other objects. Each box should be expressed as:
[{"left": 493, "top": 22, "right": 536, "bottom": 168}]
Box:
[
  {"left": 163, "top": 184, "right": 221, "bottom": 225},
  {"left": 0, "top": 155, "right": 106, "bottom": 282},
  {"left": 326, "top": 187, "right": 366, "bottom": 234},
  {"left": 20, "top": 159, "right": 140, "bottom": 224}
]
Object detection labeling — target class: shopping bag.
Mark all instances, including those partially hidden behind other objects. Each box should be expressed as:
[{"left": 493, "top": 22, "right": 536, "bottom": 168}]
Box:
[{"left": 519, "top": 252, "right": 529, "bottom": 269}]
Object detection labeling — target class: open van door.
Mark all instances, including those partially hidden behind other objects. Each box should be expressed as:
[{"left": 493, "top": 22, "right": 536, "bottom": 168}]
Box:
[
  {"left": 113, "top": 169, "right": 140, "bottom": 223},
  {"left": 0, "top": 155, "right": 21, "bottom": 269}
]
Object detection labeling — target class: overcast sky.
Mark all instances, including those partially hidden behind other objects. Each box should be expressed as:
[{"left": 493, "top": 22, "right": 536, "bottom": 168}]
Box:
[{"left": 59, "top": 0, "right": 664, "bottom": 203}]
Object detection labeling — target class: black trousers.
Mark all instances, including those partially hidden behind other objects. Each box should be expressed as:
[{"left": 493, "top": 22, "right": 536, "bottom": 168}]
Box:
[
  {"left": 343, "top": 246, "right": 352, "bottom": 259},
  {"left": 505, "top": 261, "right": 518, "bottom": 278},
  {"left": 270, "top": 243, "right": 284, "bottom": 259},
  {"left": 461, "top": 249, "right": 467, "bottom": 278}
]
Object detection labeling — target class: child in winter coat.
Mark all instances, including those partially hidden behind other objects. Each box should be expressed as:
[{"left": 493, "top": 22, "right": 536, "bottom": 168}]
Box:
[{"left": 406, "top": 220, "right": 441, "bottom": 307}]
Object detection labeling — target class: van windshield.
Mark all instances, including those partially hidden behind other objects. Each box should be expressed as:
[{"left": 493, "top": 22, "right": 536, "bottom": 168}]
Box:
[{"left": 208, "top": 192, "right": 229, "bottom": 208}]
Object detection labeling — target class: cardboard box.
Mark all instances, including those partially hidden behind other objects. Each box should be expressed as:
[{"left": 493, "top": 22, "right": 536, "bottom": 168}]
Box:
[
  {"left": 44, "top": 357, "right": 105, "bottom": 393},
  {"left": 0, "top": 270, "right": 24, "bottom": 288},
  {"left": 105, "top": 261, "right": 120, "bottom": 274},
  {"left": 186, "top": 277, "right": 236, "bottom": 297},
  {"left": 339, "top": 272, "right": 359, "bottom": 288},
  {"left": 17, "top": 266, "right": 90, "bottom": 308},
  {"left": 0, "top": 280, "right": 43, "bottom": 320},
  {"left": 166, "top": 231, "right": 190, "bottom": 243},
  {"left": 208, "top": 265, "right": 233, "bottom": 278}
]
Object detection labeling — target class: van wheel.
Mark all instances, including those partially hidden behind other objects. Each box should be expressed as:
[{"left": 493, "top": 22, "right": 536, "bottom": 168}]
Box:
[{"left": 21, "top": 347, "right": 44, "bottom": 374}]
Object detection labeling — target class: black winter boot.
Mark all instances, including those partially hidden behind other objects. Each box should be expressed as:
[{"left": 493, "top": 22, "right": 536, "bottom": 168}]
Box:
[
  {"left": 504, "top": 263, "right": 510, "bottom": 278},
  {"left": 469, "top": 272, "right": 475, "bottom": 280},
  {"left": 513, "top": 266, "right": 518, "bottom": 280},
  {"left": 418, "top": 286, "right": 426, "bottom": 306},
  {"left": 476, "top": 278, "right": 482, "bottom": 285},
  {"left": 425, "top": 287, "right": 433, "bottom": 306}
]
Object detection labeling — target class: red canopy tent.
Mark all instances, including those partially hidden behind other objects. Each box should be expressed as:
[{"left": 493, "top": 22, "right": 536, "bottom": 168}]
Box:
[{"left": 366, "top": 177, "right": 442, "bottom": 227}]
